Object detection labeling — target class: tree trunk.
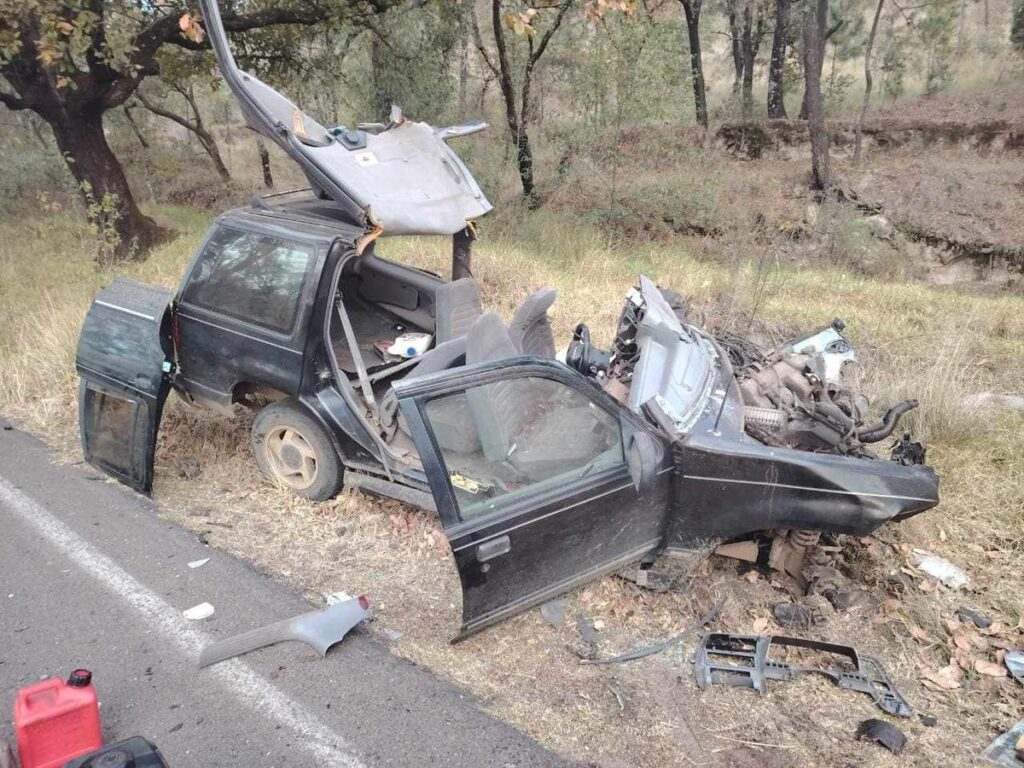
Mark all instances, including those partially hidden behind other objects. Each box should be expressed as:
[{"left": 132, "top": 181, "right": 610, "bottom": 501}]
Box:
[
  {"left": 740, "top": 6, "right": 765, "bottom": 114},
  {"left": 767, "top": 0, "right": 790, "bottom": 118},
  {"left": 491, "top": 0, "right": 535, "bottom": 201},
  {"left": 803, "top": 0, "right": 830, "bottom": 191},
  {"left": 728, "top": 0, "right": 744, "bottom": 95},
  {"left": 48, "top": 111, "right": 168, "bottom": 261},
  {"left": 257, "top": 138, "right": 274, "bottom": 188},
  {"left": 681, "top": 0, "right": 708, "bottom": 129},
  {"left": 853, "top": 0, "right": 884, "bottom": 163}
]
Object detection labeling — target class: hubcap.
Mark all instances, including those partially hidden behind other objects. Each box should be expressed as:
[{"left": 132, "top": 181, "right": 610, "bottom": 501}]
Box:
[{"left": 265, "top": 426, "right": 318, "bottom": 490}]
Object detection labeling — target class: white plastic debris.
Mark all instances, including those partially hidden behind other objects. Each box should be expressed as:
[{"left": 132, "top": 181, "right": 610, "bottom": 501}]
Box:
[
  {"left": 188, "top": 558, "right": 210, "bottom": 569},
  {"left": 324, "top": 591, "right": 355, "bottom": 605},
  {"left": 910, "top": 549, "right": 970, "bottom": 590},
  {"left": 183, "top": 602, "right": 215, "bottom": 620}
]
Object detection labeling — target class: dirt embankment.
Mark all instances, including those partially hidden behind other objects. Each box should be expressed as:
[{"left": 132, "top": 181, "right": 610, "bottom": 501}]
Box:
[
  {"left": 716, "top": 86, "right": 1024, "bottom": 160},
  {"left": 715, "top": 117, "right": 1024, "bottom": 159}
]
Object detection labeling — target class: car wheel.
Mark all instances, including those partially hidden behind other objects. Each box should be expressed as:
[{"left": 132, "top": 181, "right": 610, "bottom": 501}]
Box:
[{"left": 251, "top": 399, "right": 343, "bottom": 501}]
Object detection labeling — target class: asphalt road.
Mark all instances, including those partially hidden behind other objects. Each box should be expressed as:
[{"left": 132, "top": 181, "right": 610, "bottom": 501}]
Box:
[{"left": 0, "top": 425, "right": 575, "bottom": 768}]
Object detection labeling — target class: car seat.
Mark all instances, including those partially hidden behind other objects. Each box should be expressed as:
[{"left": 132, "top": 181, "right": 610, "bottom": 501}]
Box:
[
  {"left": 434, "top": 278, "right": 482, "bottom": 343},
  {"left": 465, "top": 312, "right": 612, "bottom": 479},
  {"left": 508, "top": 288, "right": 557, "bottom": 358}
]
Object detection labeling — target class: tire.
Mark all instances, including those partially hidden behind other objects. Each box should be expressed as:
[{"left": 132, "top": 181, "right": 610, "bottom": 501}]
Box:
[{"left": 251, "top": 399, "right": 343, "bottom": 501}]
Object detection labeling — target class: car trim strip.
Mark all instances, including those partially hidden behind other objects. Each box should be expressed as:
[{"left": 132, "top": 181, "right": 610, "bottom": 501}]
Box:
[
  {"left": 95, "top": 300, "right": 157, "bottom": 322},
  {"left": 450, "top": 479, "right": 638, "bottom": 552},
  {"left": 176, "top": 310, "right": 303, "bottom": 354},
  {"left": 683, "top": 474, "right": 938, "bottom": 503}
]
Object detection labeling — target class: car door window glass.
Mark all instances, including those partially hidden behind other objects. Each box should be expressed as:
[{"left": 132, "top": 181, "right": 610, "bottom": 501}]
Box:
[
  {"left": 183, "top": 226, "right": 313, "bottom": 333},
  {"left": 423, "top": 377, "right": 623, "bottom": 520}
]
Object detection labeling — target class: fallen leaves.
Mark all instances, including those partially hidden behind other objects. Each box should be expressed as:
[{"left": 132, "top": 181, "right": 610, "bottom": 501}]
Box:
[
  {"left": 178, "top": 13, "right": 205, "bottom": 44},
  {"left": 975, "top": 659, "right": 1009, "bottom": 678},
  {"left": 922, "top": 664, "right": 962, "bottom": 690}
]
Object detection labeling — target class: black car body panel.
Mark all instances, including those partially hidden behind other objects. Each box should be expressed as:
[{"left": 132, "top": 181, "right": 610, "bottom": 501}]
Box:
[
  {"left": 393, "top": 358, "right": 673, "bottom": 638},
  {"left": 75, "top": 278, "right": 174, "bottom": 492}
]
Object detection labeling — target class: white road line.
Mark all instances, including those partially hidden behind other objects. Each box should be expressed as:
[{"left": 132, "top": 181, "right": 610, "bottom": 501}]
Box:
[{"left": 0, "top": 477, "right": 367, "bottom": 768}]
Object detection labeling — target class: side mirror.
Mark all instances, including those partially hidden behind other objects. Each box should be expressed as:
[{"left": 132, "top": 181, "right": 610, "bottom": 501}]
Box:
[{"left": 626, "top": 430, "right": 662, "bottom": 494}]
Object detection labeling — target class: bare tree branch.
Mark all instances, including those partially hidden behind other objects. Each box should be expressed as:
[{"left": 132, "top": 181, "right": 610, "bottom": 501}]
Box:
[
  {"left": 470, "top": 0, "right": 501, "bottom": 77},
  {"left": 528, "top": 0, "right": 574, "bottom": 67}
]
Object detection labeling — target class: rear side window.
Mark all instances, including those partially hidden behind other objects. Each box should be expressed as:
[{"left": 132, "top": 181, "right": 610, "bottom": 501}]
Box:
[{"left": 182, "top": 226, "right": 314, "bottom": 333}]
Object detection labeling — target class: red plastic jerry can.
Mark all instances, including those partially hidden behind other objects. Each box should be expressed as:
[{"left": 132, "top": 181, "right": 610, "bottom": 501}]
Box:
[{"left": 13, "top": 669, "right": 102, "bottom": 768}]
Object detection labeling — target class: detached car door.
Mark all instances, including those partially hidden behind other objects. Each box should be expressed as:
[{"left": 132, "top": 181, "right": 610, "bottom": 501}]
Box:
[
  {"left": 394, "top": 359, "right": 670, "bottom": 638},
  {"left": 76, "top": 278, "right": 174, "bottom": 493}
]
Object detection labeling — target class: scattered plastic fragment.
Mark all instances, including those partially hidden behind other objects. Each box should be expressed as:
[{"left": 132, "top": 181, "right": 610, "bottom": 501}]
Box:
[
  {"left": 540, "top": 598, "right": 568, "bottom": 628},
  {"left": 198, "top": 595, "right": 369, "bottom": 668},
  {"left": 325, "top": 591, "right": 355, "bottom": 605},
  {"left": 856, "top": 718, "right": 906, "bottom": 754},
  {"left": 183, "top": 602, "right": 215, "bottom": 621},
  {"left": 983, "top": 718, "right": 1024, "bottom": 766},
  {"left": 772, "top": 602, "right": 812, "bottom": 630},
  {"left": 956, "top": 607, "right": 992, "bottom": 629},
  {"left": 187, "top": 558, "right": 210, "bottom": 569},
  {"left": 910, "top": 549, "right": 969, "bottom": 589},
  {"left": 1005, "top": 650, "right": 1024, "bottom": 686},
  {"left": 695, "top": 633, "right": 912, "bottom": 716}
]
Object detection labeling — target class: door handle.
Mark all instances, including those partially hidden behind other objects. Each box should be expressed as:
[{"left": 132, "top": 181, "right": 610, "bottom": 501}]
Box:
[{"left": 476, "top": 535, "right": 511, "bottom": 562}]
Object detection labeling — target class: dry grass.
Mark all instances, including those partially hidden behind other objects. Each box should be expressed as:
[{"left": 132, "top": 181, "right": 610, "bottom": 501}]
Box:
[{"left": 2, "top": 185, "right": 1023, "bottom": 767}]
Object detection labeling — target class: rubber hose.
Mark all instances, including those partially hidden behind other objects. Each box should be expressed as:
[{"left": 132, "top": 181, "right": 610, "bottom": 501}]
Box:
[{"left": 857, "top": 399, "right": 919, "bottom": 443}]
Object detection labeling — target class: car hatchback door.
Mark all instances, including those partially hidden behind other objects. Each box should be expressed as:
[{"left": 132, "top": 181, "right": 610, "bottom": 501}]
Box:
[
  {"left": 76, "top": 278, "right": 175, "bottom": 493},
  {"left": 394, "top": 359, "right": 670, "bottom": 638}
]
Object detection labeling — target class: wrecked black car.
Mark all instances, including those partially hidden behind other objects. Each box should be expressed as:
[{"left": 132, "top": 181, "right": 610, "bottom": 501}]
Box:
[{"left": 74, "top": 0, "right": 938, "bottom": 638}]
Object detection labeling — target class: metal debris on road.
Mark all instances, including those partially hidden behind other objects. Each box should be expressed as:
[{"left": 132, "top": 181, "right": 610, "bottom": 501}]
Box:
[
  {"left": 187, "top": 558, "right": 210, "bottom": 569},
  {"left": 198, "top": 594, "right": 370, "bottom": 668}
]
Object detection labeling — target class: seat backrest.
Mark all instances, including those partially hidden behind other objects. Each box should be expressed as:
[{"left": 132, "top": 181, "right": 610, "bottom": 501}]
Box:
[
  {"left": 466, "top": 312, "right": 530, "bottom": 462},
  {"left": 379, "top": 337, "right": 467, "bottom": 429},
  {"left": 434, "top": 278, "right": 483, "bottom": 343},
  {"left": 508, "top": 288, "right": 557, "bottom": 358}
]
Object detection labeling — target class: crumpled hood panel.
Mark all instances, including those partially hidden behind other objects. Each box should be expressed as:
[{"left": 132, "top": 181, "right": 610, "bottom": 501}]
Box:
[{"left": 198, "top": 0, "right": 492, "bottom": 236}]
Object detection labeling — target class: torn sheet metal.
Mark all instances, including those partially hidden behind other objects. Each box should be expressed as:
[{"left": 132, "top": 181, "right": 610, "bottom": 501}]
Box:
[
  {"left": 198, "top": 0, "right": 492, "bottom": 236},
  {"left": 694, "top": 633, "right": 912, "bottom": 717},
  {"left": 199, "top": 595, "right": 370, "bottom": 668}
]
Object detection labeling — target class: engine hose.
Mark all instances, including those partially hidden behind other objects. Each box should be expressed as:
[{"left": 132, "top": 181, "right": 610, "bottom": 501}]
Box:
[{"left": 857, "top": 399, "right": 919, "bottom": 443}]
